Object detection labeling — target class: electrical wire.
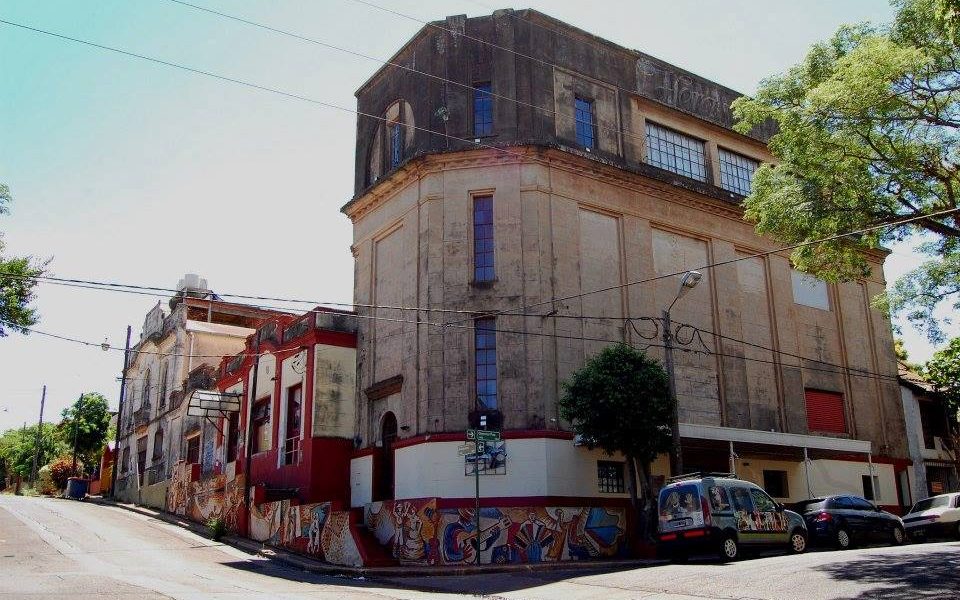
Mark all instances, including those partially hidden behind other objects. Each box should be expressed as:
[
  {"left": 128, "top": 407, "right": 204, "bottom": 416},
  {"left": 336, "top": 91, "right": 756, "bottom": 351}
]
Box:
[{"left": 162, "top": 0, "right": 651, "bottom": 148}]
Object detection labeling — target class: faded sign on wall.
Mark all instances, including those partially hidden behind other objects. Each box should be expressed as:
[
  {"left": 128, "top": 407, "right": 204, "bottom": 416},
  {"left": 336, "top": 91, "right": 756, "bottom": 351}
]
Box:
[{"left": 312, "top": 345, "right": 356, "bottom": 438}]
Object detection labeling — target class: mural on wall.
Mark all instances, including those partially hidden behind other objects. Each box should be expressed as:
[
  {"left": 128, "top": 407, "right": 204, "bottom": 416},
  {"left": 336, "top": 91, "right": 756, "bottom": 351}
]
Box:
[
  {"left": 464, "top": 441, "right": 507, "bottom": 476},
  {"left": 165, "top": 461, "right": 244, "bottom": 530},
  {"left": 365, "top": 499, "right": 627, "bottom": 565},
  {"left": 312, "top": 346, "right": 356, "bottom": 438},
  {"left": 249, "top": 498, "right": 360, "bottom": 567}
]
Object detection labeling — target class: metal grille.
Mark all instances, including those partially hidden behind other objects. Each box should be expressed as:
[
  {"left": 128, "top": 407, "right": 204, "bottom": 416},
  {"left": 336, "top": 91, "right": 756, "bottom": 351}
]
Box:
[
  {"left": 718, "top": 148, "right": 759, "bottom": 195},
  {"left": 804, "top": 389, "right": 847, "bottom": 434},
  {"left": 597, "top": 460, "right": 625, "bottom": 493},
  {"left": 645, "top": 122, "right": 707, "bottom": 181}
]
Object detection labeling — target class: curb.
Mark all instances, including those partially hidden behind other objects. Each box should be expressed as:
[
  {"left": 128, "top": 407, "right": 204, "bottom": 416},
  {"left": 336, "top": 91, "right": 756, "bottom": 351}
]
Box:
[{"left": 86, "top": 497, "right": 663, "bottom": 578}]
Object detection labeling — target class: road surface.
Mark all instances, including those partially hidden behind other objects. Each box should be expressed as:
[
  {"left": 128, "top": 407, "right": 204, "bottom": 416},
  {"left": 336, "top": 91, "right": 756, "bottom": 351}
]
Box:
[{"left": 2, "top": 494, "right": 958, "bottom": 599}]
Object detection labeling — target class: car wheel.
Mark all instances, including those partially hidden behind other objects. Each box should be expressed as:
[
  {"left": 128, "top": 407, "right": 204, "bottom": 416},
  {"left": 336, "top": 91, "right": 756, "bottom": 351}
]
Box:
[
  {"left": 836, "top": 527, "right": 852, "bottom": 550},
  {"left": 789, "top": 530, "right": 808, "bottom": 554},
  {"left": 720, "top": 534, "right": 739, "bottom": 561},
  {"left": 892, "top": 526, "right": 906, "bottom": 546}
]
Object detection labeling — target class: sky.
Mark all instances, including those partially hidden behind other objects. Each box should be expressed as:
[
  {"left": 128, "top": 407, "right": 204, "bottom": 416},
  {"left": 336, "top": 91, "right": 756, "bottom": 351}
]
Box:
[{"left": 0, "top": 0, "right": 948, "bottom": 432}]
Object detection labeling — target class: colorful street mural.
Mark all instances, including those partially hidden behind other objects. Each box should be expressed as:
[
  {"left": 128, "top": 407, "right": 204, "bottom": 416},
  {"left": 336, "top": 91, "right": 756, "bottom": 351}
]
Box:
[
  {"left": 248, "top": 498, "right": 361, "bottom": 567},
  {"left": 166, "top": 461, "right": 245, "bottom": 530},
  {"left": 364, "top": 499, "right": 627, "bottom": 565}
]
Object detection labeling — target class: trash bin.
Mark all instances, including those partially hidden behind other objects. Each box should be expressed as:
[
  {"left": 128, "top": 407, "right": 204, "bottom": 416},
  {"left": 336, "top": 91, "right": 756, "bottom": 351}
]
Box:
[{"left": 65, "top": 477, "right": 89, "bottom": 500}]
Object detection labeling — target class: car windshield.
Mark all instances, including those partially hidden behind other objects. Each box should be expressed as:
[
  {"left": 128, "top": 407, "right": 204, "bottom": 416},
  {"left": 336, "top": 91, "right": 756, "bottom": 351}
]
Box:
[{"left": 909, "top": 496, "right": 951, "bottom": 513}]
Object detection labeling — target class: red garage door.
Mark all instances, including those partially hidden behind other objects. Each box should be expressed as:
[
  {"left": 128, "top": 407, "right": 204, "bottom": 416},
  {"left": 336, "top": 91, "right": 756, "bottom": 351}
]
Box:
[{"left": 805, "top": 389, "right": 847, "bottom": 434}]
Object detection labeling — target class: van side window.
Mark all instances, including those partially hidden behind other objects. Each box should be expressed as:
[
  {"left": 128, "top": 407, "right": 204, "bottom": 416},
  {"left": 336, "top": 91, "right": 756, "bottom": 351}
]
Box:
[
  {"left": 750, "top": 488, "right": 777, "bottom": 512},
  {"left": 730, "top": 487, "right": 755, "bottom": 512},
  {"left": 708, "top": 486, "right": 731, "bottom": 512}
]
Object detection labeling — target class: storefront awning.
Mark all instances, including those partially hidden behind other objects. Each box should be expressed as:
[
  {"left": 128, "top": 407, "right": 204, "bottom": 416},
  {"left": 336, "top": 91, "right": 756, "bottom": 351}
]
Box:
[{"left": 680, "top": 423, "right": 872, "bottom": 455}]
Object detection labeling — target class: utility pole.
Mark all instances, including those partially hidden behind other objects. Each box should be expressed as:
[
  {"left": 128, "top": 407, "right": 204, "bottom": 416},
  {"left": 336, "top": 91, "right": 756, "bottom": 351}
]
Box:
[
  {"left": 243, "top": 333, "right": 262, "bottom": 535},
  {"left": 30, "top": 385, "right": 46, "bottom": 482},
  {"left": 663, "top": 308, "right": 682, "bottom": 477},
  {"left": 110, "top": 325, "right": 132, "bottom": 498},
  {"left": 71, "top": 393, "right": 84, "bottom": 474}
]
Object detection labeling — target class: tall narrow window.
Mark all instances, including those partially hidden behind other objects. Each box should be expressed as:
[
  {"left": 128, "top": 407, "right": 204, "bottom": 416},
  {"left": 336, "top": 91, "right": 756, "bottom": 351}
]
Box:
[
  {"left": 158, "top": 362, "right": 168, "bottom": 408},
  {"left": 475, "top": 318, "right": 497, "bottom": 409},
  {"left": 284, "top": 385, "right": 303, "bottom": 465},
  {"left": 185, "top": 434, "right": 201, "bottom": 464},
  {"left": 574, "top": 97, "right": 595, "bottom": 149},
  {"left": 390, "top": 122, "right": 403, "bottom": 168},
  {"left": 718, "top": 149, "right": 759, "bottom": 195},
  {"left": 226, "top": 411, "right": 240, "bottom": 464},
  {"left": 252, "top": 397, "right": 272, "bottom": 454},
  {"left": 645, "top": 122, "right": 707, "bottom": 181},
  {"left": 474, "top": 82, "right": 493, "bottom": 137},
  {"left": 473, "top": 195, "right": 495, "bottom": 282},
  {"left": 141, "top": 370, "right": 151, "bottom": 408}
]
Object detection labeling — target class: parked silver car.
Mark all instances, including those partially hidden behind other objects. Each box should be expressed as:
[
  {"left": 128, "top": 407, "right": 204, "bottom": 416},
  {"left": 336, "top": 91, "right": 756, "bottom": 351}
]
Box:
[{"left": 903, "top": 492, "right": 960, "bottom": 540}]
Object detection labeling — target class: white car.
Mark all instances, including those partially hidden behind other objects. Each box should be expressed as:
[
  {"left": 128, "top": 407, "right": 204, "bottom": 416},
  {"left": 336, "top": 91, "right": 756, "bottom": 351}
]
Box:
[{"left": 903, "top": 493, "right": 960, "bottom": 540}]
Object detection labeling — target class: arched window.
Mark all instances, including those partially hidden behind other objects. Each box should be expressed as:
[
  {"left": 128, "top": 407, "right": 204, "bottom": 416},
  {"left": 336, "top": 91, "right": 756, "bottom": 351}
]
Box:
[
  {"left": 142, "top": 370, "right": 152, "bottom": 408},
  {"left": 158, "top": 362, "right": 168, "bottom": 408},
  {"left": 367, "top": 100, "right": 414, "bottom": 185}
]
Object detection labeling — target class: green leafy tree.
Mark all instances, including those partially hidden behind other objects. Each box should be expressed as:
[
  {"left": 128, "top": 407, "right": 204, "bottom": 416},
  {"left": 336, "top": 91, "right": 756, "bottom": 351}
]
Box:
[
  {"left": 559, "top": 343, "right": 673, "bottom": 539},
  {"left": 732, "top": 0, "right": 960, "bottom": 342},
  {"left": 0, "top": 183, "right": 47, "bottom": 337},
  {"left": 925, "top": 337, "right": 960, "bottom": 415},
  {"left": 0, "top": 423, "right": 63, "bottom": 482},
  {"left": 58, "top": 393, "right": 112, "bottom": 473}
]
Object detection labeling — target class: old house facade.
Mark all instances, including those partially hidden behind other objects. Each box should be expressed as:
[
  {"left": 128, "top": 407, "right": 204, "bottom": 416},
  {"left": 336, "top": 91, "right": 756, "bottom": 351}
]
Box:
[
  {"left": 900, "top": 362, "right": 959, "bottom": 503},
  {"left": 341, "top": 8, "right": 909, "bottom": 560},
  {"left": 114, "top": 275, "right": 282, "bottom": 508}
]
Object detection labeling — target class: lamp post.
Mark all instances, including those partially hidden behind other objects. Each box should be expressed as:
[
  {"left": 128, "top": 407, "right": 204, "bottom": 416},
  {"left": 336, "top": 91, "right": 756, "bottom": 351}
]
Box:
[{"left": 663, "top": 270, "right": 702, "bottom": 477}]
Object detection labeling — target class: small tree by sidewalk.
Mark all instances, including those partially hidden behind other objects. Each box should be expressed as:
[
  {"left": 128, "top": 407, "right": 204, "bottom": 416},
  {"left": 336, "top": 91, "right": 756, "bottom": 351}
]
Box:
[{"left": 559, "top": 343, "right": 674, "bottom": 542}]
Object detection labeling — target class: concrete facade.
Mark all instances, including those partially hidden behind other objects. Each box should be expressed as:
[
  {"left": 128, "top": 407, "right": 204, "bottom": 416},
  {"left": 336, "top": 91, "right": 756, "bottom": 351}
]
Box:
[{"left": 342, "top": 9, "right": 907, "bottom": 513}]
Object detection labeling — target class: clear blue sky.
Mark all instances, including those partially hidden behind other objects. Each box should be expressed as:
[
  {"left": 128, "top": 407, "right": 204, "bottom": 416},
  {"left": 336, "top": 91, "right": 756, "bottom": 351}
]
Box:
[{"left": 2, "top": 0, "right": 940, "bottom": 431}]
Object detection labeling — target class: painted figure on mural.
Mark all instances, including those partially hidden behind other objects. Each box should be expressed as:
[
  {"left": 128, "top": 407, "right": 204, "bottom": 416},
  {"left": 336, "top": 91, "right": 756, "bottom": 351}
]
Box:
[
  {"left": 307, "top": 504, "right": 328, "bottom": 555},
  {"left": 393, "top": 502, "right": 429, "bottom": 562},
  {"left": 511, "top": 510, "right": 557, "bottom": 563}
]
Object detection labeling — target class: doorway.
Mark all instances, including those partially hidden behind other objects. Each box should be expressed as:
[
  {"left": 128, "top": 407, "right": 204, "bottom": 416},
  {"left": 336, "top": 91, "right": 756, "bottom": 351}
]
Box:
[{"left": 375, "top": 412, "right": 398, "bottom": 501}]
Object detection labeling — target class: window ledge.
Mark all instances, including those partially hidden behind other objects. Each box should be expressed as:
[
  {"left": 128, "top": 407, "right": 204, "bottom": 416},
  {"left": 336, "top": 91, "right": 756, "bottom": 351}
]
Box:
[{"left": 470, "top": 279, "right": 497, "bottom": 289}]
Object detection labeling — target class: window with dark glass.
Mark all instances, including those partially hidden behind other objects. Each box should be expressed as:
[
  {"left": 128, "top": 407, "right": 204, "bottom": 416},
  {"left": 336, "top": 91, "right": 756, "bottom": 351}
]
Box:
[
  {"left": 158, "top": 362, "right": 167, "bottom": 408},
  {"left": 136, "top": 436, "right": 148, "bottom": 484},
  {"left": 226, "top": 411, "right": 240, "bottom": 464},
  {"left": 475, "top": 318, "right": 497, "bottom": 409},
  {"left": 474, "top": 82, "right": 493, "bottom": 137},
  {"left": 718, "top": 148, "right": 759, "bottom": 195},
  {"left": 473, "top": 195, "right": 494, "bottom": 282},
  {"left": 152, "top": 429, "right": 164, "bottom": 460},
  {"left": 574, "top": 97, "right": 595, "bottom": 149},
  {"left": 862, "top": 476, "right": 880, "bottom": 501},
  {"left": 252, "top": 397, "right": 272, "bottom": 454},
  {"left": 390, "top": 122, "right": 403, "bottom": 168},
  {"left": 284, "top": 384, "right": 303, "bottom": 465},
  {"left": 645, "top": 122, "right": 707, "bottom": 181},
  {"left": 185, "top": 435, "right": 200, "bottom": 464},
  {"left": 597, "top": 460, "right": 626, "bottom": 493},
  {"left": 763, "top": 470, "right": 789, "bottom": 498}
]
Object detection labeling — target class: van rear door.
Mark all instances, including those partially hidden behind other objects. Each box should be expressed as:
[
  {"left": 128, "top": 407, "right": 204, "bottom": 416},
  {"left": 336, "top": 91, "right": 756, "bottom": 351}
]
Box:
[{"left": 659, "top": 483, "right": 706, "bottom": 533}]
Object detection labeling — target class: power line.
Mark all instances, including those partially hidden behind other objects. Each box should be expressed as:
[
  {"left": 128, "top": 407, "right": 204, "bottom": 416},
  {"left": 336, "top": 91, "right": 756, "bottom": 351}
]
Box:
[
  {"left": 0, "top": 18, "right": 532, "bottom": 163},
  {"left": 161, "top": 0, "right": 649, "bottom": 148},
  {"left": 450, "top": 207, "right": 960, "bottom": 326}
]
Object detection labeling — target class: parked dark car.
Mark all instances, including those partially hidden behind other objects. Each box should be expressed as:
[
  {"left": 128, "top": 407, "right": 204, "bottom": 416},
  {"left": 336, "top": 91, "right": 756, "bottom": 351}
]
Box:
[{"left": 793, "top": 495, "right": 906, "bottom": 549}]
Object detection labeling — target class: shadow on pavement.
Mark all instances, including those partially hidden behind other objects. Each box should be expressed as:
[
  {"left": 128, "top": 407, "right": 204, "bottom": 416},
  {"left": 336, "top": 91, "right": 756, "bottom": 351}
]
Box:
[{"left": 816, "top": 545, "right": 960, "bottom": 599}]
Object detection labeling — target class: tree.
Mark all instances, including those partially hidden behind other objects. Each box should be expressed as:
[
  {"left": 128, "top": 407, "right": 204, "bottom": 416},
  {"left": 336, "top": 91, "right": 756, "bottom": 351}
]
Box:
[
  {"left": 559, "top": 343, "right": 673, "bottom": 540},
  {"left": 0, "top": 423, "right": 63, "bottom": 483},
  {"left": 731, "top": 0, "right": 960, "bottom": 342},
  {"left": 0, "top": 182, "right": 46, "bottom": 337},
  {"left": 58, "top": 393, "right": 112, "bottom": 473},
  {"left": 925, "top": 337, "right": 960, "bottom": 415}
]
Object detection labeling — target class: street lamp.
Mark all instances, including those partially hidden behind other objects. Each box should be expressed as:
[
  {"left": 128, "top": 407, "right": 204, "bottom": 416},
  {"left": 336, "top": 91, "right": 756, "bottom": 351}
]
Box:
[{"left": 663, "top": 270, "right": 702, "bottom": 477}]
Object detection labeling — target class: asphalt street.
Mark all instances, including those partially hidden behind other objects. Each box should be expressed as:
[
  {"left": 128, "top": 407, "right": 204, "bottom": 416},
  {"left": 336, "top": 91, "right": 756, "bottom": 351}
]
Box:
[{"left": 1, "top": 494, "right": 958, "bottom": 600}]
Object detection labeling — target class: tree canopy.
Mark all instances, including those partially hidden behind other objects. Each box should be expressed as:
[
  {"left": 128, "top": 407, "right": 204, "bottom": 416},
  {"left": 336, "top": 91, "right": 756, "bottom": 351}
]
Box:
[
  {"left": 732, "top": 0, "right": 960, "bottom": 341},
  {"left": 925, "top": 336, "right": 960, "bottom": 415},
  {"left": 0, "top": 423, "right": 63, "bottom": 483},
  {"left": 58, "top": 392, "right": 112, "bottom": 471},
  {"left": 0, "top": 182, "right": 46, "bottom": 337}
]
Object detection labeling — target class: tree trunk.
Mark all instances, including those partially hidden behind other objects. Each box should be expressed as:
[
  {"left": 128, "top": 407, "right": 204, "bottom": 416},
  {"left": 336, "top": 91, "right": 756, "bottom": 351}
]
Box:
[
  {"left": 637, "top": 459, "right": 656, "bottom": 542},
  {"left": 625, "top": 454, "right": 640, "bottom": 514}
]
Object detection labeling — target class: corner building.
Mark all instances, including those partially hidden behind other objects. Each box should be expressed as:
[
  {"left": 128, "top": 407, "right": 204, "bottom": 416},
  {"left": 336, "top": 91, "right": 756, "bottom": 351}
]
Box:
[{"left": 342, "top": 9, "right": 910, "bottom": 561}]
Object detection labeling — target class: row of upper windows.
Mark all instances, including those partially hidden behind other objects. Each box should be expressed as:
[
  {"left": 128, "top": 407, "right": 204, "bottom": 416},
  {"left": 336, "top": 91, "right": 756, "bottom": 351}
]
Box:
[{"left": 465, "top": 85, "right": 761, "bottom": 196}]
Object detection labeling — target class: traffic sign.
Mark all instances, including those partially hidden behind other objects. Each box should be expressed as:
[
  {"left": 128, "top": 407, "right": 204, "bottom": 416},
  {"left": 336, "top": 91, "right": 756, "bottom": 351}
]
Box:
[
  {"left": 457, "top": 442, "right": 476, "bottom": 456},
  {"left": 476, "top": 430, "right": 500, "bottom": 442},
  {"left": 466, "top": 429, "right": 476, "bottom": 440},
  {"left": 476, "top": 441, "right": 486, "bottom": 453}
]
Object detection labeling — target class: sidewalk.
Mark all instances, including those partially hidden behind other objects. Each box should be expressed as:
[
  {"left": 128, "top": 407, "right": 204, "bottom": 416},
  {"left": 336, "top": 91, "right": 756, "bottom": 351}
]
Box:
[{"left": 87, "top": 496, "right": 663, "bottom": 578}]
